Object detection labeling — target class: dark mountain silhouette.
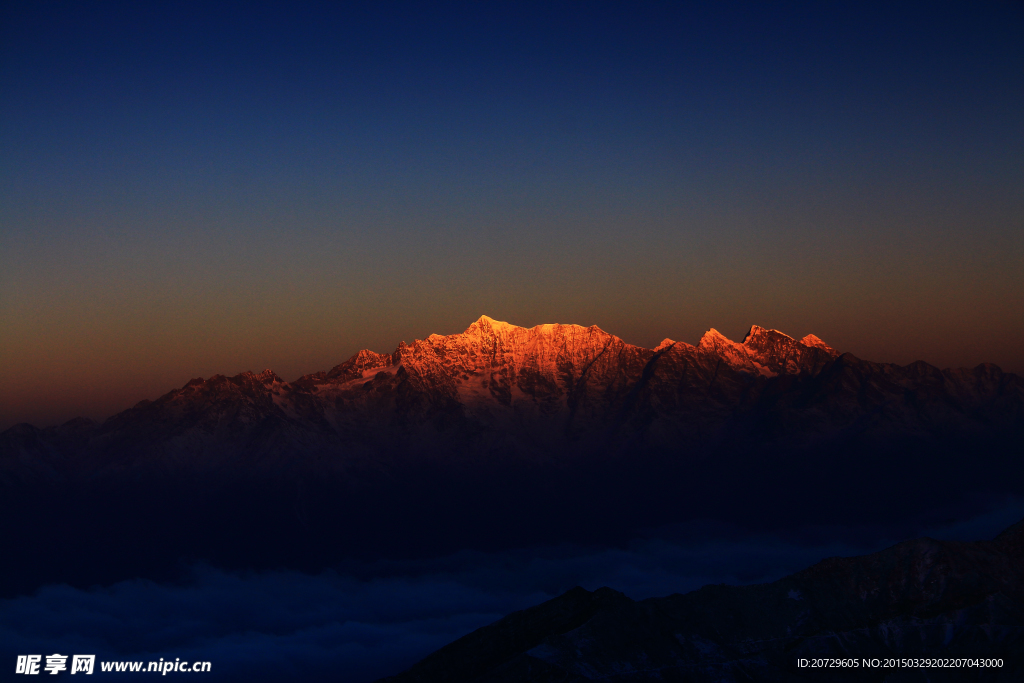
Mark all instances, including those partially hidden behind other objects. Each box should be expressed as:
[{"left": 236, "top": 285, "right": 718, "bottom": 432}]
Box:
[
  {"left": 2, "top": 316, "right": 1022, "bottom": 596},
  {"left": 381, "top": 518, "right": 1024, "bottom": 682}
]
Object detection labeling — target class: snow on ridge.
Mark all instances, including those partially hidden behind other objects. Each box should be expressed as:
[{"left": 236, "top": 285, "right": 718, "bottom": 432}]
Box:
[
  {"left": 742, "top": 325, "right": 795, "bottom": 344},
  {"left": 799, "top": 334, "right": 836, "bottom": 354}
]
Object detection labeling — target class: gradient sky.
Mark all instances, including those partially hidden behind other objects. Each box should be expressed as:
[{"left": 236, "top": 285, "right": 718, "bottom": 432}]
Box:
[{"left": 2, "top": 1, "right": 1022, "bottom": 429}]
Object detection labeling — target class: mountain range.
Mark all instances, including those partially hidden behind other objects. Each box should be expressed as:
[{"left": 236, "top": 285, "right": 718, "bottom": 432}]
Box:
[
  {"left": 2, "top": 316, "right": 1022, "bottom": 596},
  {"left": 5, "top": 315, "right": 1019, "bottom": 470}
]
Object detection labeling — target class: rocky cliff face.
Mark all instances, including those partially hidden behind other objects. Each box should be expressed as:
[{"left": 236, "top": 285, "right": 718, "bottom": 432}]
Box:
[{"left": 381, "top": 519, "right": 1024, "bottom": 683}]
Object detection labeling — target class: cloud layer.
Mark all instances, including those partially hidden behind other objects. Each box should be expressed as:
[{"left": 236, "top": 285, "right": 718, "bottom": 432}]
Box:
[{"left": 4, "top": 500, "right": 1021, "bottom": 682}]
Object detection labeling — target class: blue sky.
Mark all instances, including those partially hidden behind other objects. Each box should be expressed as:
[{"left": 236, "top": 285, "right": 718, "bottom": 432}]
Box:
[{"left": 2, "top": 1, "right": 1022, "bottom": 428}]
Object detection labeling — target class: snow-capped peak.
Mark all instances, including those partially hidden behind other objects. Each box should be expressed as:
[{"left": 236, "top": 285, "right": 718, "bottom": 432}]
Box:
[
  {"left": 698, "top": 328, "right": 732, "bottom": 346},
  {"left": 799, "top": 334, "right": 837, "bottom": 355},
  {"left": 255, "top": 369, "right": 282, "bottom": 384},
  {"left": 654, "top": 338, "right": 676, "bottom": 352},
  {"left": 468, "top": 315, "right": 515, "bottom": 335},
  {"left": 742, "top": 325, "right": 794, "bottom": 344}
]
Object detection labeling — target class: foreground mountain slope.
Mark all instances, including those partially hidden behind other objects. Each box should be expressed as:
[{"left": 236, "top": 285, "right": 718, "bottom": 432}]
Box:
[{"left": 381, "top": 519, "right": 1024, "bottom": 682}]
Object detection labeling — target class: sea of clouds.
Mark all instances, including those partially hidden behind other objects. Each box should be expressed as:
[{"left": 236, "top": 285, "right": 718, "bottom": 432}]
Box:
[{"left": 3, "top": 499, "right": 1022, "bottom": 682}]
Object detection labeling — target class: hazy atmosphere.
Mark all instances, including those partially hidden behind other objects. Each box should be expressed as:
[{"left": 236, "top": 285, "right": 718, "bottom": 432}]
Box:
[{"left": 2, "top": 1, "right": 1022, "bottom": 430}]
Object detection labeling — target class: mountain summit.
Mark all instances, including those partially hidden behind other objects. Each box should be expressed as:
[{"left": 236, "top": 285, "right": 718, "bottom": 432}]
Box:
[{"left": 298, "top": 315, "right": 838, "bottom": 415}]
